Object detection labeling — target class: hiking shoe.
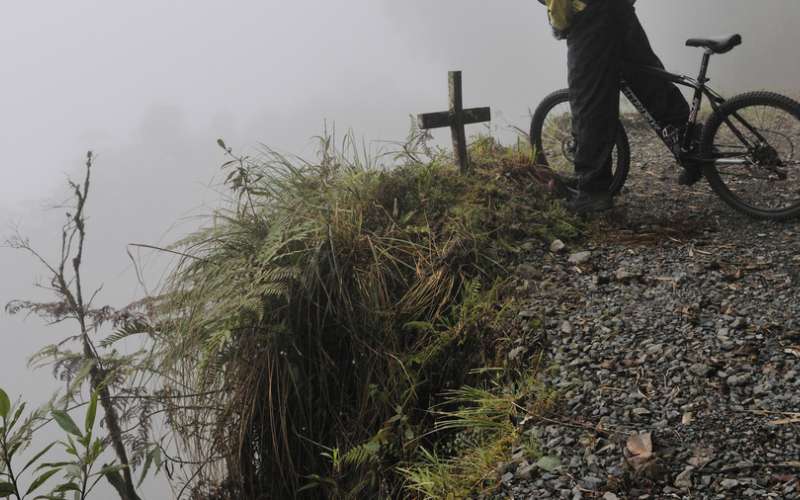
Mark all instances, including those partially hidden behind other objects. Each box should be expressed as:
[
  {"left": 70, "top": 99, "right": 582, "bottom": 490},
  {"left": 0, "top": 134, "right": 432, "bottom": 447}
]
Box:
[
  {"left": 564, "top": 190, "right": 613, "bottom": 215},
  {"left": 678, "top": 163, "right": 703, "bottom": 186},
  {"left": 678, "top": 126, "right": 706, "bottom": 186},
  {"left": 552, "top": 172, "right": 579, "bottom": 190},
  {"left": 547, "top": 172, "right": 579, "bottom": 199}
]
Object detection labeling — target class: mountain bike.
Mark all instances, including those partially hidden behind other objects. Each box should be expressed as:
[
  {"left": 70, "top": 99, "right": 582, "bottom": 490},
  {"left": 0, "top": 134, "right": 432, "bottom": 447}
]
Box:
[{"left": 530, "top": 34, "right": 800, "bottom": 220}]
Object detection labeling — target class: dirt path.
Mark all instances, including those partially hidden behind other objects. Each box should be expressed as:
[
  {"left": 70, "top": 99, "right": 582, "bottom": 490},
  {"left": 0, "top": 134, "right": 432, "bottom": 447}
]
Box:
[{"left": 504, "top": 128, "right": 800, "bottom": 499}]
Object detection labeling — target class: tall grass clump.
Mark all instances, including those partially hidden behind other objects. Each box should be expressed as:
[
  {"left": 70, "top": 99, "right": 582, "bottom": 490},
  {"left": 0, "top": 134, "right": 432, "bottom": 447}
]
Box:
[{"left": 153, "top": 130, "right": 578, "bottom": 498}]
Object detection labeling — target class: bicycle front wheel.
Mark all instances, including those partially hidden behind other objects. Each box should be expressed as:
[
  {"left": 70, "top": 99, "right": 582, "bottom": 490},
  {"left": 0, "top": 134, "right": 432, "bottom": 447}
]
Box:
[
  {"left": 530, "top": 89, "right": 630, "bottom": 195},
  {"left": 702, "top": 91, "right": 800, "bottom": 220}
]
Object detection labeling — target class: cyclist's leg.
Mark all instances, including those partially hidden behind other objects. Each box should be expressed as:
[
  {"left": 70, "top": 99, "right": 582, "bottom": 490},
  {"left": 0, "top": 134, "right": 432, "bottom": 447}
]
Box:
[
  {"left": 566, "top": 0, "right": 620, "bottom": 193},
  {"left": 619, "top": 2, "right": 689, "bottom": 128}
]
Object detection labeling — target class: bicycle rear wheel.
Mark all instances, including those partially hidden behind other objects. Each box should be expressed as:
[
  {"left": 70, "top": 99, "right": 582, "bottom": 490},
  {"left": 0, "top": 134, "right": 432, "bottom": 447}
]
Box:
[
  {"left": 702, "top": 91, "right": 800, "bottom": 220},
  {"left": 530, "top": 89, "right": 631, "bottom": 195}
]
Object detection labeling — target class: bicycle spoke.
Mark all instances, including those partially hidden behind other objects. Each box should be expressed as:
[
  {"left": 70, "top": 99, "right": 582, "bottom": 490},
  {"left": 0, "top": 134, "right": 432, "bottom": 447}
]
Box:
[
  {"left": 538, "top": 106, "right": 575, "bottom": 172},
  {"left": 533, "top": 91, "right": 629, "bottom": 195}
]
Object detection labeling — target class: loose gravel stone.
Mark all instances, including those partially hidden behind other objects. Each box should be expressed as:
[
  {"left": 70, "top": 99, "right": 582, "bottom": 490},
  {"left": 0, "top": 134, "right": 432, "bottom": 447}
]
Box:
[
  {"left": 614, "top": 267, "right": 641, "bottom": 282},
  {"left": 727, "top": 373, "right": 751, "bottom": 386},
  {"left": 498, "top": 128, "right": 800, "bottom": 499},
  {"left": 568, "top": 251, "right": 592, "bottom": 265},
  {"left": 674, "top": 466, "right": 694, "bottom": 489},
  {"left": 551, "top": 239, "right": 567, "bottom": 253},
  {"left": 508, "top": 346, "right": 527, "bottom": 360},
  {"left": 689, "top": 363, "right": 713, "bottom": 377},
  {"left": 579, "top": 476, "right": 603, "bottom": 491},
  {"left": 721, "top": 478, "right": 740, "bottom": 490},
  {"left": 515, "top": 462, "right": 537, "bottom": 480}
]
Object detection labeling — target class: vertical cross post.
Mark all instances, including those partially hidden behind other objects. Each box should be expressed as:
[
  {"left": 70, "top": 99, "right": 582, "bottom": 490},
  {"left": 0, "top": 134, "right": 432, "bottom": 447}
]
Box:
[
  {"left": 449, "top": 71, "right": 470, "bottom": 174},
  {"left": 417, "top": 71, "right": 491, "bottom": 176}
]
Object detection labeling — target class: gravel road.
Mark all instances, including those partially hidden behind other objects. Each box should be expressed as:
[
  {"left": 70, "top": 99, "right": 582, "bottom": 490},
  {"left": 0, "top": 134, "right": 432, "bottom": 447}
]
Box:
[{"left": 502, "top": 127, "right": 800, "bottom": 499}]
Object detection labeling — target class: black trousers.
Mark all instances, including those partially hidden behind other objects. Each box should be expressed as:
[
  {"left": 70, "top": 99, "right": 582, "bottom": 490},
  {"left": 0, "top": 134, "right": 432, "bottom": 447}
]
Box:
[{"left": 567, "top": 0, "right": 689, "bottom": 191}]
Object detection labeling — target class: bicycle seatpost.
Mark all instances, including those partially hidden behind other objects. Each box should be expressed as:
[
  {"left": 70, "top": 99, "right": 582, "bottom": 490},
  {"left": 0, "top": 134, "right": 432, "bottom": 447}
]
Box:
[{"left": 697, "top": 49, "right": 712, "bottom": 84}]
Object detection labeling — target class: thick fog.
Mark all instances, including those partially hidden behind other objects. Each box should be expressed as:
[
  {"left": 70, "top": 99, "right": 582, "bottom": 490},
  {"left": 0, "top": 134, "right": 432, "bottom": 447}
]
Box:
[{"left": 1, "top": 1, "right": 798, "bottom": 497}]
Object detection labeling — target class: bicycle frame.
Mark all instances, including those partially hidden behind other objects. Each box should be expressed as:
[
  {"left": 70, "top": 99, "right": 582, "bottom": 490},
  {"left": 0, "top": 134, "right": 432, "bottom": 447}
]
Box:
[{"left": 620, "top": 51, "right": 757, "bottom": 166}]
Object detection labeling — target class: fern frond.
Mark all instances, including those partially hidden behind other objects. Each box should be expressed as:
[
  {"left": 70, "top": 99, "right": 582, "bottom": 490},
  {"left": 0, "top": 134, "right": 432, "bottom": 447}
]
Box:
[{"left": 99, "top": 320, "right": 152, "bottom": 349}]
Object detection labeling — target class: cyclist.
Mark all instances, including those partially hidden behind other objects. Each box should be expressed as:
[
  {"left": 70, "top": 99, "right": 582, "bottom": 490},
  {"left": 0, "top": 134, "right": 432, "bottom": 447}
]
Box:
[{"left": 540, "top": 0, "right": 702, "bottom": 213}]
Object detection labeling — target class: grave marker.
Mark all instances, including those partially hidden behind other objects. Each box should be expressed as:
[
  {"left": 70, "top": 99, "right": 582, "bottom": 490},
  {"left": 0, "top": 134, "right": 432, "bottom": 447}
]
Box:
[{"left": 417, "top": 71, "right": 491, "bottom": 174}]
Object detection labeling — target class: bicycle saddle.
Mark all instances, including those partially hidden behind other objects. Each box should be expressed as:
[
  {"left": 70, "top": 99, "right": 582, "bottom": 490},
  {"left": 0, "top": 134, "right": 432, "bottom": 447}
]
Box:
[{"left": 685, "top": 34, "right": 742, "bottom": 54}]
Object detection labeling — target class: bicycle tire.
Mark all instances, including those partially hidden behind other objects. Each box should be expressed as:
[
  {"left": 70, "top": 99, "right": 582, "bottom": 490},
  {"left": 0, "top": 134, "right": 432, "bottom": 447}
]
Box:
[
  {"left": 530, "top": 89, "right": 631, "bottom": 195},
  {"left": 701, "top": 91, "right": 800, "bottom": 220}
]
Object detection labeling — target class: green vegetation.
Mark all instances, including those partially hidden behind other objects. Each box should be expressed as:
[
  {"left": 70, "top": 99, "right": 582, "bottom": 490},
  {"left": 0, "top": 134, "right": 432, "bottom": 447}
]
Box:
[
  {"left": 148, "top": 130, "right": 578, "bottom": 498},
  {"left": 6, "top": 153, "right": 156, "bottom": 500},
  {"left": 0, "top": 388, "right": 132, "bottom": 500},
  {"left": 6, "top": 130, "right": 579, "bottom": 498}
]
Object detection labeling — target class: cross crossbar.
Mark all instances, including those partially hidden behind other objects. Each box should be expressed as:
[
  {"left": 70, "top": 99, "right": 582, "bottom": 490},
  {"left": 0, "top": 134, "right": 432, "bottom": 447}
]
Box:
[{"left": 417, "top": 107, "right": 492, "bottom": 130}]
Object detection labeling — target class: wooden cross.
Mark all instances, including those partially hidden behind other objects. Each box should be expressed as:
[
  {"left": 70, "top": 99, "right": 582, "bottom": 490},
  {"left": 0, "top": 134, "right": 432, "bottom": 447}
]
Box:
[{"left": 417, "top": 71, "right": 491, "bottom": 175}]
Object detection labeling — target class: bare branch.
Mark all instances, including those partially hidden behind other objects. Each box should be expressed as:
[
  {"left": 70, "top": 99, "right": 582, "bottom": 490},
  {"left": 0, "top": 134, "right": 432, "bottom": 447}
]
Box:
[{"left": 9, "top": 151, "right": 142, "bottom": 500}]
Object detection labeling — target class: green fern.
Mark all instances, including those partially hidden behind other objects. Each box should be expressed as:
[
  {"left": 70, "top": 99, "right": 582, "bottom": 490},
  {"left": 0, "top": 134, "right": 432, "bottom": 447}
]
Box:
[
  {"left": 99, "top": 320, "right": 152, "bottom": 349},
  {"left": 147, "top": 128, "right": 577, "bottom": 498}
]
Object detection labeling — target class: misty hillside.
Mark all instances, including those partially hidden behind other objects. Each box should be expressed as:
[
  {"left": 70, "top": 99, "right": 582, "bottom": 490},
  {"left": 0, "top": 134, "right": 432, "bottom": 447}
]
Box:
[
  {"left": 3, "top": 1, "right": 800, "bottom": 499},
  {"left": 4, "top": 117, "right": 799, "bottom": 498}
]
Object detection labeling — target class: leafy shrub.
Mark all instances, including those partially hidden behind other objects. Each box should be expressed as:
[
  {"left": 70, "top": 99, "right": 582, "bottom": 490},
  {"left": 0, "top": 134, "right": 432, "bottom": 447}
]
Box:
[
  {"left": 0, "top": 388, "right": 131, "bottom": 500},
  {"left": 151, "top": 131, "right": 579, "bottom": 498}
]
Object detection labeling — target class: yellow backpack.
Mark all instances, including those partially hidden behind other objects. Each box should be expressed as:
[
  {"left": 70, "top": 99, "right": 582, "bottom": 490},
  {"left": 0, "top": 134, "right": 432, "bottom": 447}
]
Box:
[
  {"left": 539, "top": 0, "right": 637, "bottom": 37},
  {"left": 543, "top": 0, "right": 588, "bottom": 34}
]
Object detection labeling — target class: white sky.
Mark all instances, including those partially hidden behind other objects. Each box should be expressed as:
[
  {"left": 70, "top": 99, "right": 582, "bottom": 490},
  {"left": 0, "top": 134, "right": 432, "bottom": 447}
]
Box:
[{"left": 1, "top": 1, "right": 798, "bottom": 497}]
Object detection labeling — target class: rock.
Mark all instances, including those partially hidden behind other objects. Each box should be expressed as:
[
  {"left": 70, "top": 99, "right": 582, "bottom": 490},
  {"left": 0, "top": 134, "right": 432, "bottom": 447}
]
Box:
[
  {"left": 727, "top": 373, "right": 751, "bottom": 387},
  {"left": 688, "top": 447, "right": 714, "bottom": 468},
  {"left": 550, "top": 239, "right": 566, "bottom": 253},
  {"left": 518, "top": 309, "right": 537, "bottom": 319},
  {"left": 497, "top": 461, "right": 516, "bottom": 475},
  {"left": 690, "top": 363, "right": 714, "bottom": 377},
  {"left": 516, "top": 263, "right": 540, "bottom": 280},
  {"left": 501, "top": 471, "right": 515, "bottom": 485},
  {"left": 602, "top": 493, "right": 619, "bottom": 500},
  {"left": 645, "top": 343, "right": 663, "bottom": 355},
  {"left": 721, "top": 478, "right": 740, "bottom": 490},
  {"left": 674, "top": 466, "right": 694, "bottom": 489},
  {"left": 561, "top": 321, "right": 573, "bottom": 334},
  {"left": 579, "top": 476, "right": 603, "bottom": 491},
  {"left": 508, "top": 346, "right": 527, "bottom": 361},
  {"left": 515, "top": 462, "right": 537, "bottom": 480},
  {"left": 535, "top": 455, "right": 562, "bottom": 473},
  {"left": 615, "top": 267, "right": 642, "bottom": 282},
  {"left": 633, "top": 407, "right": 651, "bottom": 416},
  {"left": 568, "top": 251, "right": 592, "bottom": 265}
]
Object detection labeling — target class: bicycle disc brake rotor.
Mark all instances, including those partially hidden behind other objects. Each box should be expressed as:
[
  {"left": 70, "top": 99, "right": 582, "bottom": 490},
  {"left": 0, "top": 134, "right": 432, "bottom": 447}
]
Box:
[{"left": 561, "top": 138, "right": 577, "bottom": 162}]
